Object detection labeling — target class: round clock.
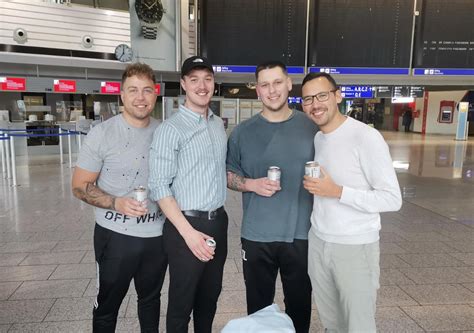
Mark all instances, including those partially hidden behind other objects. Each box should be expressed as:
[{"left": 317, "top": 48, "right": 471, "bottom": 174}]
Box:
[{"left": 115, "top": 44, "right": 133, "bottom": 62}]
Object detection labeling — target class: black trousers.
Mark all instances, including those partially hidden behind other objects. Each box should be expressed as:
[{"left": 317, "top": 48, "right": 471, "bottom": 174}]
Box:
[
  {"left": 163, "top": 211, "right": 228, "bottom": 333},
  {"left": 241, "top": 238, "right": 312, "bottom": 333},
  {"left": 93, "top": 224, "right": 168, "bottom": 333}
]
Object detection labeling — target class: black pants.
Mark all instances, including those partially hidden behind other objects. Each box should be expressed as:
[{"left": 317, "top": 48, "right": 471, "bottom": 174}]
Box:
[
  {"left": 241, "top": 238, "right": 312, "bottom": 333},
  {"left": 163, "top": 211, "right": 228, "bottom": 333},
  {"left": 93, "top": 224, "right": 168, "bottom": 333}
]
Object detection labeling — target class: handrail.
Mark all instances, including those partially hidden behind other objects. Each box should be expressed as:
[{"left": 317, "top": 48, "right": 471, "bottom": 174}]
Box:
[{"left": 1, "top": 128, "right": 83, "bottom": 186}]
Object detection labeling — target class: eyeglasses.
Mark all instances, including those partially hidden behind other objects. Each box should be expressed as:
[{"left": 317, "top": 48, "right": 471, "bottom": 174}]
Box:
[{"left": 301, "top": 89, "right": 337, "bottom": 106}]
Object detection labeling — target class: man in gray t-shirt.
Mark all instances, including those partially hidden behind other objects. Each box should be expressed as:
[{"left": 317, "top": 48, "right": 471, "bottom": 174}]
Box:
[
  {"left": 227, "top": 61, "right": 317, "bottom": 333},
  {"left": 72, "top": 63, "right": 167, "bottom": 332}
]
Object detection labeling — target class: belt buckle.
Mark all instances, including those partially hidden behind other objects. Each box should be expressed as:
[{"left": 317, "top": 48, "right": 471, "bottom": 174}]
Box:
[{"left": 208, "top": 209, "right": 216, "bottom": 220}]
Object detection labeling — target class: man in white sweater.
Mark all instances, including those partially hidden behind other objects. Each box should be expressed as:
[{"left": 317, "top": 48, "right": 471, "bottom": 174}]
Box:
[{"left": 301, "top": 72, "right": 402, "bottom": 332}]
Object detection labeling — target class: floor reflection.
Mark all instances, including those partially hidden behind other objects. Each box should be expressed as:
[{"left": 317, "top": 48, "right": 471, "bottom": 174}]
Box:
[
  {"left": 384, "top": 131, "right": 474, "bottom": 222},
  {"left": 386, "top": 132, "right": 474, "bottom": 181}
]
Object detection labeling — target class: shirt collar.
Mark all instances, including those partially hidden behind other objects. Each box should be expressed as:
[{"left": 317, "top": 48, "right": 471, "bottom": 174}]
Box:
[{"left": 179, "top": 104, "right": 214, "bottom": 123}]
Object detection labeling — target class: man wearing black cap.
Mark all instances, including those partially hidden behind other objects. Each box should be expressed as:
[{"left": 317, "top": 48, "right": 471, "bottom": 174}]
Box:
[{"left": 148, "top": 56, "right": 228, "bottom": 333}]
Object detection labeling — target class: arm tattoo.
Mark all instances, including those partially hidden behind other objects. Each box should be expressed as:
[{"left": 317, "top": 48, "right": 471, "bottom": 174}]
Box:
[
  {"left": 227, "top": 172, "right": 247, "bottom": 192},
  {"left": 72, "top": 182, "right": 116, "bottom": 210}
]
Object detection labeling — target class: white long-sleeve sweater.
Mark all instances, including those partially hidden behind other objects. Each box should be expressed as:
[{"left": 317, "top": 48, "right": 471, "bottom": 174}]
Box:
[{"left": 310, "top": 117, "right": 402, "bottom": 245}]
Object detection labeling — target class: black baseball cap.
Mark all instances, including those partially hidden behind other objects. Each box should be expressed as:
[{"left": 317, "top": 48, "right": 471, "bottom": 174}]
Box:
[{"left": 181, "top": 56, "right": 214, "bottom": 77}]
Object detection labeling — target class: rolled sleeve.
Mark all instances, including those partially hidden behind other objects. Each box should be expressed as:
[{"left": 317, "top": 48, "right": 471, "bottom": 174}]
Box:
[
  {"left": 148, "top": 123, "right": 180, "bottom": 201},
  {"left": 226, "top": 129, "right": 245, "bottom": 176}
]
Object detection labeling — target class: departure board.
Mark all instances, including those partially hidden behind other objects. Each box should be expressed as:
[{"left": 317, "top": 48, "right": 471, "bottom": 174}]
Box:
[
  {"left": 414, "top": 0, "right": 474, "bottom": 68},
  {"left": 200, "top": 0, "right": 307, "bottom": 66},
  {"left": 308, "top": 0, "right": 413, "bottom": 67}
]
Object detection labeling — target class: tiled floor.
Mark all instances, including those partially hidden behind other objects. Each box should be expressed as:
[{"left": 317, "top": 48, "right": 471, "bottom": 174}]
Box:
[{"left": 0, "top": 131, "right": 473, "bottom": 332}]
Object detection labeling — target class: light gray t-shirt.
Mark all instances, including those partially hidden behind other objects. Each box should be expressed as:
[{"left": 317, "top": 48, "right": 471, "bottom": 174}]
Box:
[{"left": 76, "top": 114, "right": 164, "bottom": 238}]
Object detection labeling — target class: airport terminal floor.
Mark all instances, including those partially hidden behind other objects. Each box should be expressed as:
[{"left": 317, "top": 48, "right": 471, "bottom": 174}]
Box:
[{"left": 0, "top": 131, "right": 473, "bottom": 332}]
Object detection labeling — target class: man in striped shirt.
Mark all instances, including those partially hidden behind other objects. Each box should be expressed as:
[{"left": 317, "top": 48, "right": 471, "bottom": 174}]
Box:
[{"left": 148, "top": 56, "right": 228, "bottom": 333}]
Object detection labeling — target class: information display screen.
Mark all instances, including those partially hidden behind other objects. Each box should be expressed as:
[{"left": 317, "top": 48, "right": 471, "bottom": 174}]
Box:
[
  {"left": 414, "top": 0, "right": 474, "bottom": 68},
  {"left": 375, "top": 86, "right": 393, "bottom": 98},
  {"left": 375, "top": 86, "right": 424, "bottom": 98},
  {"left": 201, "top": 0, "right": 307, "bottom": 66},
  {"left": 340, "top": 86, "right": 374, "bottom": 99},
  {"left": 308, "top": 0, "right": 413, "bottom": 68},
  {"left": 393, "top": 86, "right": 425, "bottom": 98},
  {"left": 410, "top": 86, "right": 424, "bottom": 98}
]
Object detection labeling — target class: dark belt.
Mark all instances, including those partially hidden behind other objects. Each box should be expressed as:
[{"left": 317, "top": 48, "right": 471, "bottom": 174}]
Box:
[{"left": 182, "top": 206, "right": 225, "bottom": 220}]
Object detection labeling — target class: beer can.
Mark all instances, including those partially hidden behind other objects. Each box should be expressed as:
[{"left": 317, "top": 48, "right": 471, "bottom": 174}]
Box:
[
  {"left": 267, "top": 166, "right": 281, "bottom": 181},
  {"left": 133, "top": 186, "right": 147, "bottom": 202},
  {"left": 206, "top": 238, "right": 216, "bottom": 249},
  {"left": 305, "top": 161, "right": 320, "bottom": 178}
]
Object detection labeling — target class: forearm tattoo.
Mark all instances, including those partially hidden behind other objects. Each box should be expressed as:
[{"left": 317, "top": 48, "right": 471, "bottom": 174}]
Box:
[
  {"left": 72, "top": 182, "right": 115, "bottom": 210},
  {"left": 227, "top": 172, "right": 247, "bottom": 192}
]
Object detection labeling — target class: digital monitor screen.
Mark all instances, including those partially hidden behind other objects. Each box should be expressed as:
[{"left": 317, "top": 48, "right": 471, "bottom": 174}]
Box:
[
  {"left": 308, "top": 0, "right": 413, "bottom": 68},
  {"left": 340, "top": 86, "right": 374, "bottom": 99},
  {"left": 375, "top": 86, "right": 393, "bottom": 98},
  {"left": 414, "top": 0, "right": 474, "bottom": 68}
]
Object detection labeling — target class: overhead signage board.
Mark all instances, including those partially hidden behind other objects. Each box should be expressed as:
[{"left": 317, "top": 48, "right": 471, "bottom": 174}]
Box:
[
  {"left": 54, "top": 79, "right": 76, "bottom": 93},
  {"left": 309, "top": 67, "right": 410, "bottom": 75},
  {"left": 340, "top": 86, "right": 374, "bottom": 98},
  {"left": 413, "top": 68, "right": 474, "bottom": 76},
  {"left": 393, "top": 86, "right": 410, "bottom": 98},
  {"left": 393, "top": 86, "right": 425, "bottom": 98},
  {"left": 212, "top": 65, "right": 304, "bottom": 74},
  {"left": 375, "top": 86, "right": 393, "bottom": 98},
  {"left": 0, "top": 77, "right": 26, "bottom": 91},
  {"left": 410, "top": 86, "right": 424, "bottom": 98},
  {"left": 100, "top": 81, "right": 121, "bottom": 94}
]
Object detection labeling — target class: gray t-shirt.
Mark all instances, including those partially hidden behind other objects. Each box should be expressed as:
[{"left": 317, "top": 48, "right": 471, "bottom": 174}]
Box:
[
  {"left": 226, "top": 111, "right": 318, "bottom": 242},
  {"left": 76, "top": 114, "right": 165, "bottom": 238}
]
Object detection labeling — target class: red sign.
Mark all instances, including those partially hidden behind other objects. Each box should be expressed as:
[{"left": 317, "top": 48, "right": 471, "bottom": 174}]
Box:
[
  {"left": 155, "top": 84, "right": 161, "bottom": 95},
  {"left": 101, "top": 81, "right": 121, "bottom": 94},
  {"left": 0, "top": 77, "right": 26, "bottom": 91},
  {"left": 53, "top": 79, "right": 76, "bottom": 93}
]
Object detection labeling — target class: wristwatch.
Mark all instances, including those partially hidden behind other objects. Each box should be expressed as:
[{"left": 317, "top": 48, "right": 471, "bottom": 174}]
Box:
[{"left": 135, "top": 0, "right": 165, "bottom": 40}]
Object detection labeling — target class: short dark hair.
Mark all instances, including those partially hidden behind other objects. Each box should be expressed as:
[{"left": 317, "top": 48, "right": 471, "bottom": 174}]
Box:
[
  {"left": 121, "top": 63, "right": 156, "bottom": 86},
  {"left": 255, "top": 61, "right": 288, "bottom": 80},
  {"left": 301, "top": 72, "right": 338, "bottom": 90}
]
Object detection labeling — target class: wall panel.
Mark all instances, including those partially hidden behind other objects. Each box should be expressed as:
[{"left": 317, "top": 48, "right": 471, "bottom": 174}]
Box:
[{"left": 0, "top": 0, "right": 130, "bottom": 54}]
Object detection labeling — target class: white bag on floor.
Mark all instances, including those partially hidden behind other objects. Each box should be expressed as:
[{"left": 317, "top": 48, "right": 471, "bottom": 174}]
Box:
[{"left": 221, "top": 304, "right": 296, "bottom": 333}]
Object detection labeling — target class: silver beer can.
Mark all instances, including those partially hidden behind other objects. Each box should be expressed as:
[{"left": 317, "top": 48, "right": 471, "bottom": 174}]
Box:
[
  {"left": 133, "top": 186, "right": 147, "bottom": 202},
  {"left": 267, "top": 166, "right": 281, "bottom": 181},
  {"left": 206, "top": 238, "right": 216, "bottom": 249},
  {"left": 305, "top": 161, "right": 320, "bottom": 178}
]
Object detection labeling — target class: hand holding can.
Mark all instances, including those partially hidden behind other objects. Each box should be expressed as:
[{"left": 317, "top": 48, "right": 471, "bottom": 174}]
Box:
[
  {"left": 133, "top": 186, "right": 148, "bottom": 207},
  {"left": 267, "top": 166, "right": 281, "bottom": 181},
  {"left": 305, "top": 161, "right": 320, "bottom": 178}
]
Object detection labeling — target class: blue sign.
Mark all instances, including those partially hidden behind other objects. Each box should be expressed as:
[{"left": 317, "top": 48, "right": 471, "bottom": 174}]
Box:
[
  {"left": 212, "top": 66, "right": 256, "bottom": 73},
  {"left": 309, "top": 67, "right": 410, "bottom": 75},
  {"left": 413, "top": 68, "right": 474, "bottom": 76},
  {"left": 340, "top": 86, "right": 374, "bottom": 98},
  {"left": 288, "top": 96, "right": 302, "bottom": 104},
  {"left": 212, "top": 65, "right": 304, "bottom": 74},
  {"left": 287, "top": 67, "right": 305, "bottom": 74}
]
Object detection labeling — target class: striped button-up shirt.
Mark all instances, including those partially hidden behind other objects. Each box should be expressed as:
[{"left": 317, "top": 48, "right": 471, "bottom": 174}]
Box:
[{"left": 149, "top": 104, "right": 227, "bottom": 211}]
